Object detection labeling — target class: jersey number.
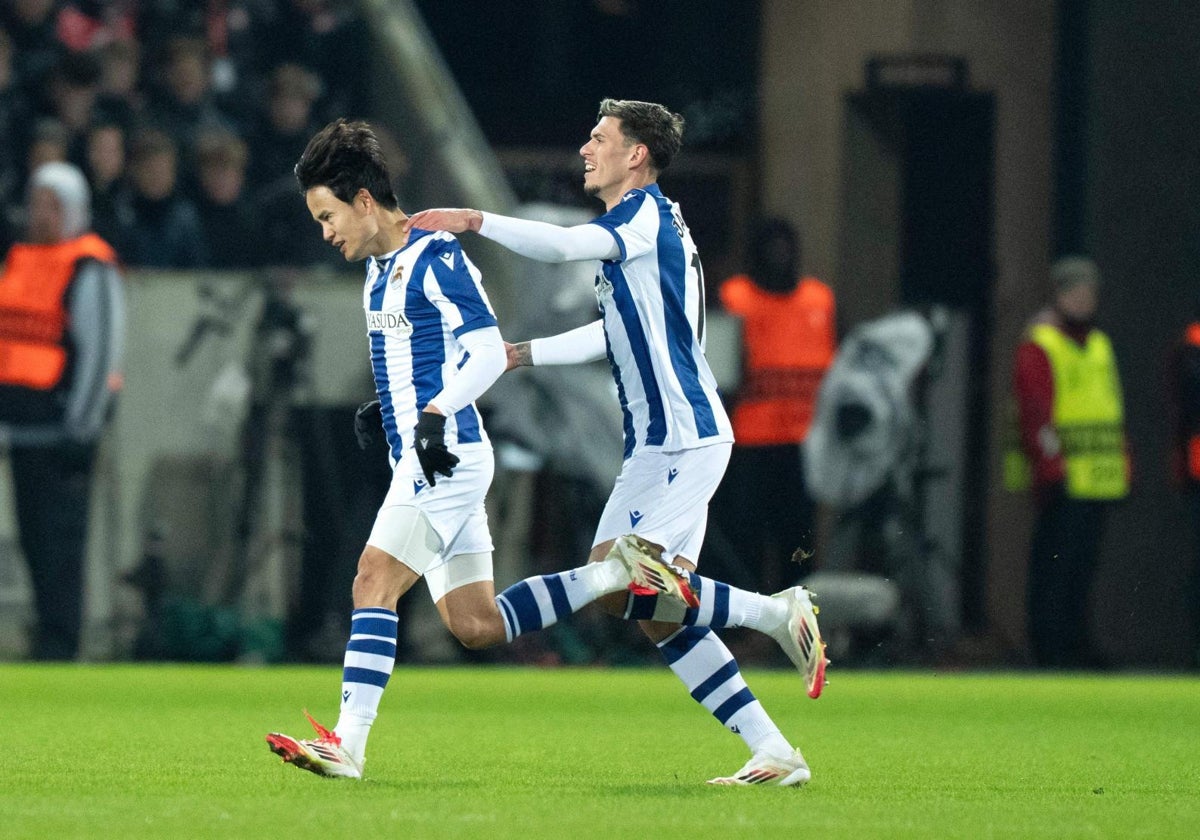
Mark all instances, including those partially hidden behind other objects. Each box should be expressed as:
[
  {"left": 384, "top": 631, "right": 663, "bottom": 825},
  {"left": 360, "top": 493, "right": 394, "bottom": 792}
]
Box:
[{"left": 691, "top": 252, "right": 707, "bottom": 343}]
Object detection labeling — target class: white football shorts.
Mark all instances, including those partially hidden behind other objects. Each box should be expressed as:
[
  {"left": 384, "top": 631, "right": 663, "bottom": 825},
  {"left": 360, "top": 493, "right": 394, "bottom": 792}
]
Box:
[
  {"left": 367, "top": 444, "right": 495, "bottom": 573},
  {"left": 593, "top": 441, "right": 732, "bottom": 566}
]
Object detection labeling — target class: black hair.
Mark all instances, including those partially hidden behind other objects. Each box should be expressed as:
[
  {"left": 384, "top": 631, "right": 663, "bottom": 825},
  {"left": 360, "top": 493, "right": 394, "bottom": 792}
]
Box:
[
  {"left": 597, "top": 99, "right": 685, "bottom": 171},
  {"left": 294, "top": 118, "right": 398, "bottom": 209}
]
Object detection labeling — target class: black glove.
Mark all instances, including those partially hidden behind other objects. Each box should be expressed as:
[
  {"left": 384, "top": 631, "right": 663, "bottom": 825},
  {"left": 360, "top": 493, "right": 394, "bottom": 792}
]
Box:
[
  {"left": 354, "top": 399, "right": 382, "bottom": 450},
  {"left": 414, "top": 411, "right": 459, "bottom": 486}
]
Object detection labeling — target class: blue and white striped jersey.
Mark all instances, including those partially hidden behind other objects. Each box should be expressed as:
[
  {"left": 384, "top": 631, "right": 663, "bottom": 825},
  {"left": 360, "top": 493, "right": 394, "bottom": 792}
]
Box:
[
  {"left": 363, "top": 228, "right": 497, "bottom": 466},
  {"left": 589, "top": 184, "right": 734, "bottom": 458}
]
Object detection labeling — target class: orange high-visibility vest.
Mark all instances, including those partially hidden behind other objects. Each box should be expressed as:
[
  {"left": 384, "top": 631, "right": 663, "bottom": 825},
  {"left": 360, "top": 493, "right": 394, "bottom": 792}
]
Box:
[
  {"left": 720, "top": 274, "right": 836, "bottom": 445},
  {"left": 0, "top": 233, "right": 117, "bottom": 391}
]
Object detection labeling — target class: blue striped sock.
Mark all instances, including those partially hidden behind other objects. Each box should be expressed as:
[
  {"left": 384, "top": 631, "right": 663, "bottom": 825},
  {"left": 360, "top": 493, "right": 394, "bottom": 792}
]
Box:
[
  {"left": 657, "top": 626, "right": 785, "bottom": 753},
  {"left": 495, "top": 560, "right": 622, "bottom": 642},
  {"left": 627, "top": 573, "right": 783, "bottom": 632},
  {"left": 335, "top": 608, "right": 399, "bottom": 762}
]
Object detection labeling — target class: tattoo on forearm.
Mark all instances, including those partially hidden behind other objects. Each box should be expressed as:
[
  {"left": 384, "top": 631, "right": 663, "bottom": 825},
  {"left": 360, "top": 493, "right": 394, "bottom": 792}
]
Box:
[{"left": 514, "top": 342, "right": 533, "bottom": 367}]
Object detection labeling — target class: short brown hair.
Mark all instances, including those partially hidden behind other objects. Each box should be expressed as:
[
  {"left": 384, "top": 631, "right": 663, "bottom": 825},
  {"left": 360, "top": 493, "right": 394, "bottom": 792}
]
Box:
[{"left": 597, "top": 98, "right": 685, "bottom": 171}]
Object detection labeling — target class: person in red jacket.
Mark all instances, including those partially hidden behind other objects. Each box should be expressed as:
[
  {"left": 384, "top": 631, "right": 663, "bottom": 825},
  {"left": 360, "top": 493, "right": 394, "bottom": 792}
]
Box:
[
  {"left": 1170, "top": 308, "right": 1200, "bottom": 667},
  {"left": 1008, "top": 256, "right": 1128, "bottom": 668},
  {"left": 714, "top": 218, "right": 836, "bottom": 591}
]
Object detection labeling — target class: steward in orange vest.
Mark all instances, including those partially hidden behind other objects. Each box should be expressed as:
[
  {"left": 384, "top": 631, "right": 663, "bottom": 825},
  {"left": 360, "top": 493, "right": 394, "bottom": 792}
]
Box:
[
  {"left": 0, "top": 162, "right": 125, "bottom": 660},
  {"left": 720, "top": 273, "right": 836, "bottom": 445},
  {"left": 0, "top": 232, "right": 118, "bottom": 418},
  {"left": 712, "top": 218, "right": 836, "bottom": 590}
]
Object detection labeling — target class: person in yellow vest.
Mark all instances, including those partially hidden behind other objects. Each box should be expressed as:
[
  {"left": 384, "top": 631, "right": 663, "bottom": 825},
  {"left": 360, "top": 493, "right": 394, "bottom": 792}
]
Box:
[
  {"left": 713, "top": 218, "right": 836, "bottom": 592},
  {"left": 1008, "top": 256, "right": 1128, "bottom": 668},
  {"left": 0, "top": 161, "right": 125, "bottom": 660}
]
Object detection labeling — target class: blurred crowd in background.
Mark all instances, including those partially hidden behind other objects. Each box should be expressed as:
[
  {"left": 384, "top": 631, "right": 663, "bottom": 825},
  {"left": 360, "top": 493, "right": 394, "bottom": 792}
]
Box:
[{"left": 0, "top": 0, "right": 377, "bottom": 269}]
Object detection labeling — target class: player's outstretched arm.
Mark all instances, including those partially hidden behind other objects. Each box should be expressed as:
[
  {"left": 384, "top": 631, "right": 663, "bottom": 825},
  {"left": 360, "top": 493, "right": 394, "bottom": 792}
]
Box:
[
  {"left": 408, "top": 208, "right": 618, "bottom": 264},
  {"left": 516, "top": 320, "right": 607, "bottom": 367},
  {"left": 405, "top": 208, "right": 482, "bottom": 234}
]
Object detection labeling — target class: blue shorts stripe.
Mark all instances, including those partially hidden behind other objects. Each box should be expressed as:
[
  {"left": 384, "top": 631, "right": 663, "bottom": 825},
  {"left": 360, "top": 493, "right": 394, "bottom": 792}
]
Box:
[
  {"left": 689, "top": 659, "right": 740, "bottom": 704},
  {"left": 343, "top": 666, "right": 391, "bottom": 689},
  {"left": 711, "top": 686, "right": 756, "bottom": 724}
]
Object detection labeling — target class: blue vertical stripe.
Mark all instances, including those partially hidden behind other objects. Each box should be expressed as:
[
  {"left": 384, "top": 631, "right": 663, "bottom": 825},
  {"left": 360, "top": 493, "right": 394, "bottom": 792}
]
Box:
[
  {"left": 405, "top": 251, "right": 447, "bottom": 410},
  {"left": 454, "top": 405, "right": 482, "bottom": 444},
  {"left": 608, "top": 262, "right": 667, "bottom": 446},
  {"left": 653, "top": 194, "right": 718, "bottom": 437},
  {"left": 427, "top": 239, "right": 498, "bottom": 336},
  {"left": 369, "top": 255, "right": 404, "bottom": 462},
  {"left": 542, "top": 574, "right": 572, "bottom": 618},
  {"left": 710, "top": 581, "right": 730, "bottom": 629},
  {"left": 604, "top": 326, "right": 636, "bottom": 459}
]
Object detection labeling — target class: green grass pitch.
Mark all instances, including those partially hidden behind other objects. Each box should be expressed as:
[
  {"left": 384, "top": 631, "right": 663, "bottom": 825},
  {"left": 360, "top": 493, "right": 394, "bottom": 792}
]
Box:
[{"left": 3, "top": 664, "right": 1197, "bottom": 839}]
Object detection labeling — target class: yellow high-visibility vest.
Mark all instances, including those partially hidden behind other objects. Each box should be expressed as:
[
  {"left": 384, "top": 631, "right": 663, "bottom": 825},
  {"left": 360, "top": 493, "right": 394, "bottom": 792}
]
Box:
[{"left": 1008, "top": 323, "right": 1129, "bottom": 499}]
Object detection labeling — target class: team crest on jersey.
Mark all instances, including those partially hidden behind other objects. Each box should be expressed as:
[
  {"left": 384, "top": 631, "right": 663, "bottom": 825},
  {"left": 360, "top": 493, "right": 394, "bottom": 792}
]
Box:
[{"left": 387, "top": 263, "right": 405, "bottom": 286}]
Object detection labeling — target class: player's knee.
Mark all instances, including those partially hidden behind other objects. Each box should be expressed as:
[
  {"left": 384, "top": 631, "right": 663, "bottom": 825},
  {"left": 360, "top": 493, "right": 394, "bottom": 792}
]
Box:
[
  {"left": 447, "top": 614, "right": 502, "bottom": 650},
  {"left": 351, "top": 547, "right": 408, "bottom": 606}
]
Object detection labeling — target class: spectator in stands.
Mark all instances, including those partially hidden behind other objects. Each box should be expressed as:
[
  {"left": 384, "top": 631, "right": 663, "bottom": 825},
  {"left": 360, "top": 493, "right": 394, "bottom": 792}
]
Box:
[
  {"left": 26, "top": 117, "right": 71, "bottom": 175},
  {"left": 253, "top": 64, "right": 345, "bottom": 269},
  {"left": 145, "top": 36, "right": 237, "bottom": 163},
  {"left": 41, "top": 51, "right": 103, "bottom": 161},
  {"left": 82, "top": 118, "right": 126, "bottom": 248},
  {"left": 0, "top": 29, "right": 32, "bottom": 251},
  {"left": 55, "top": 1, "right": 138, "bottom": 53},
  {"left": 1, "top": 0, "right": 64, "bottom": 96},
  {"left": 111, "top": 127, "right": 207, "bottom": 267},
  {"left": 94, "top": 39, "right": 143, "bottom": 129},
  {"left": 194, "top": 129, "right": 262, "bottom": 269},
  {"left": 266, "top": 0, "right": 370, "bottom": 122},
  {"left": 246, "top": 63, "right": 322, "bottom": 194}
]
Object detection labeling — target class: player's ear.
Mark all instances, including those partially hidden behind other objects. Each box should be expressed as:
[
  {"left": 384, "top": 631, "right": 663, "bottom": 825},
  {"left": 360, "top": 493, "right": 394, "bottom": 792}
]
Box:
[
  {"left": 629, "top": 143, "right": 650, "bottom": 169},
  {"left": 354, "top": 187, "right": 373, "bottom": 213}
]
